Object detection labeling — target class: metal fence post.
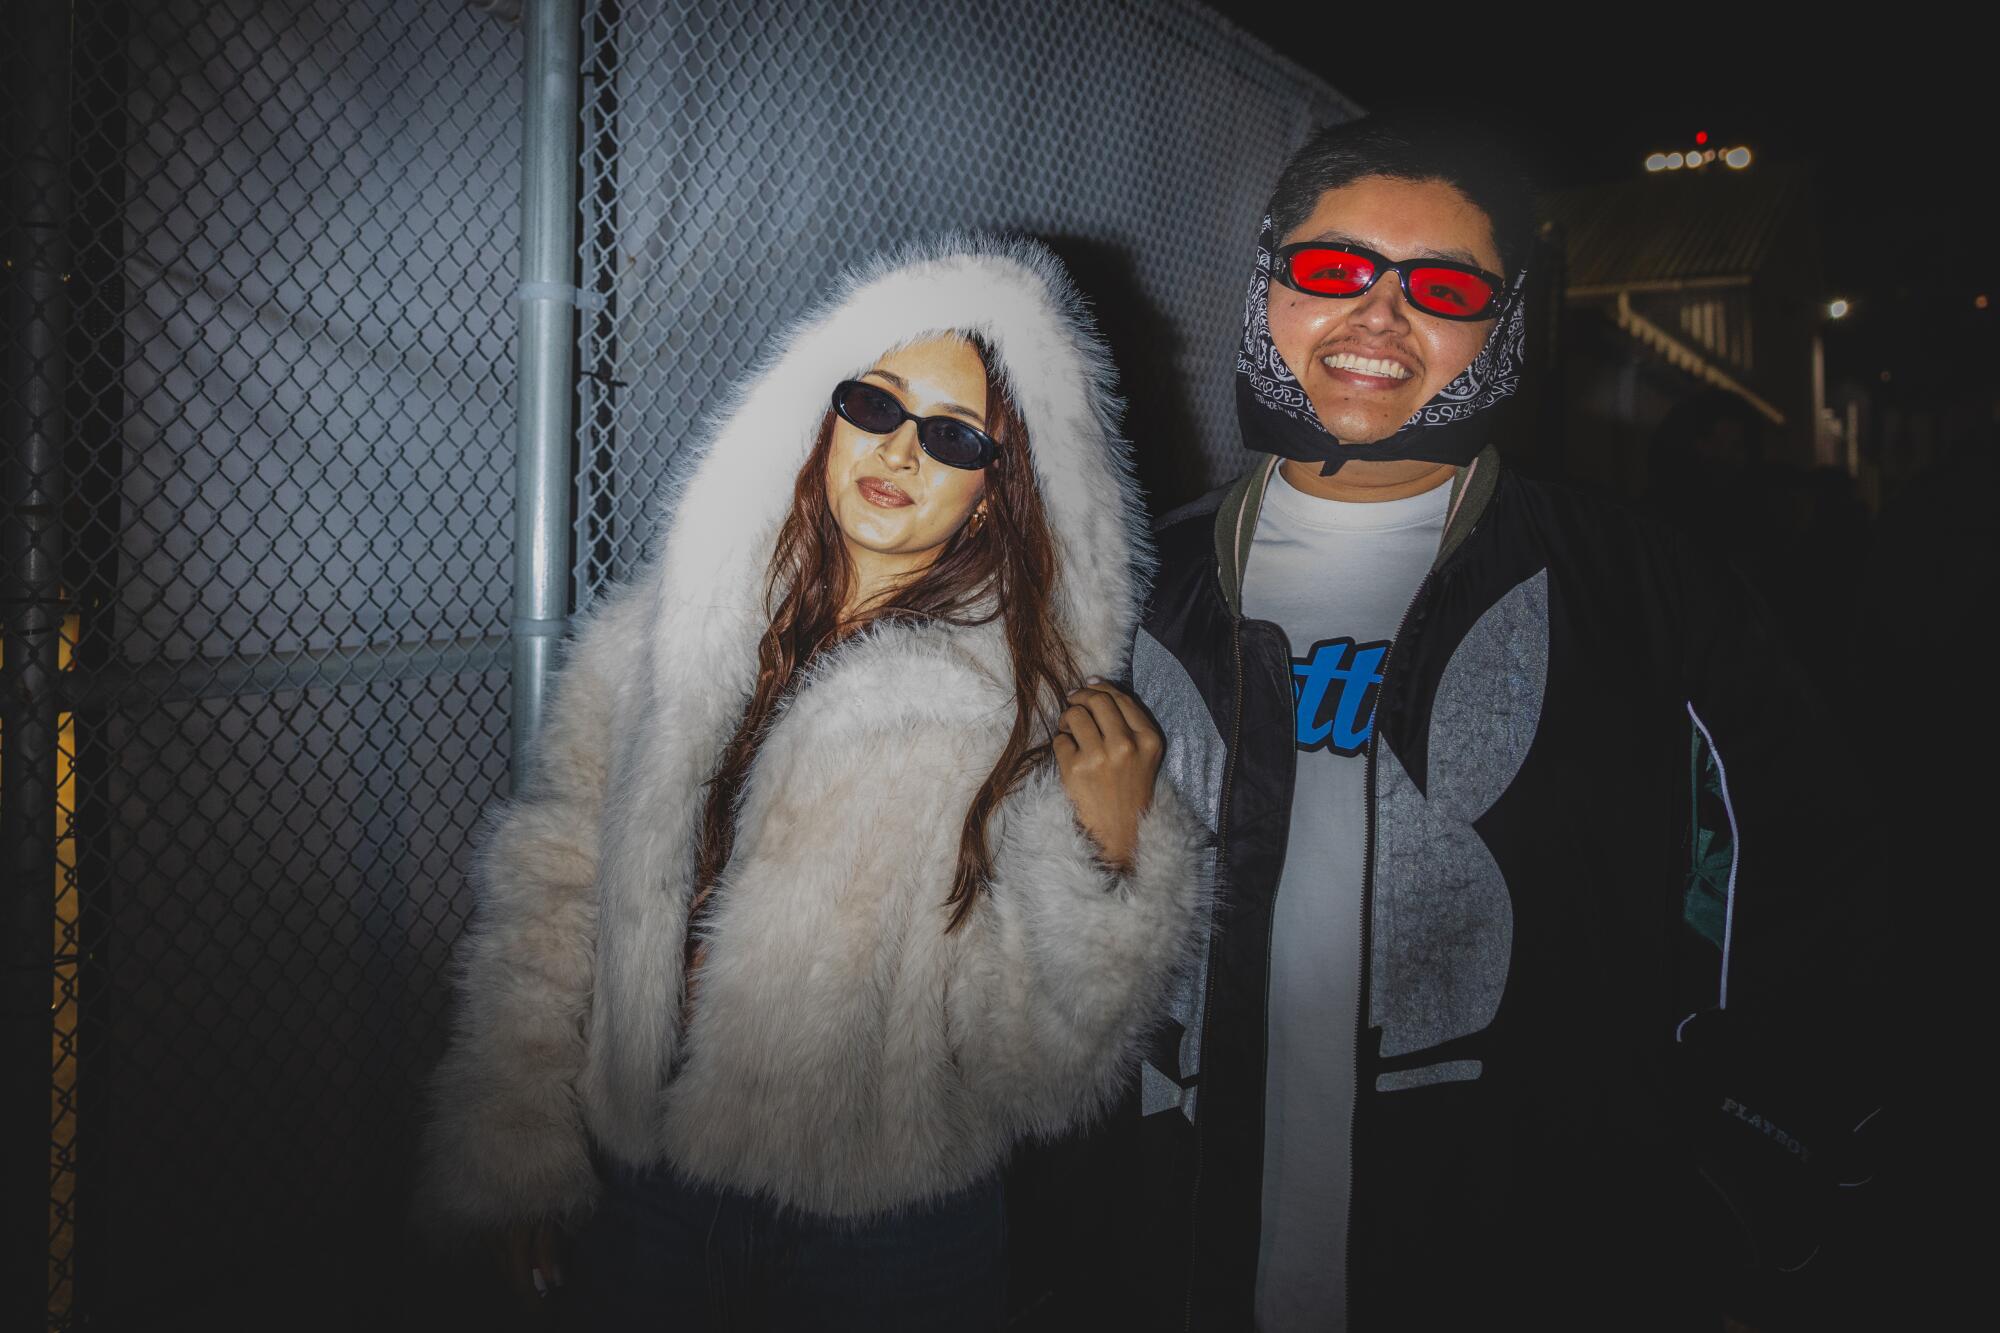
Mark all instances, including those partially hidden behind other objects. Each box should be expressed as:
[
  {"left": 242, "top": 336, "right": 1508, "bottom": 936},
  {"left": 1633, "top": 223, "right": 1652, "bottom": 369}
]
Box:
[
  {"left": 511, "top": 0, "right": 582, "bottom": 785},
  {"left": 3, "top": 3, "right": 72, "bottom": 1327}
]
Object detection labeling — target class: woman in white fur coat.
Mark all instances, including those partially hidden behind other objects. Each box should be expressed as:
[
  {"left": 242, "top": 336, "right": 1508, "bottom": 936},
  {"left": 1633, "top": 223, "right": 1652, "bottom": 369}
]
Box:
[{"left": 418, "top": 237, "right": 1208, "bottom": 1329}]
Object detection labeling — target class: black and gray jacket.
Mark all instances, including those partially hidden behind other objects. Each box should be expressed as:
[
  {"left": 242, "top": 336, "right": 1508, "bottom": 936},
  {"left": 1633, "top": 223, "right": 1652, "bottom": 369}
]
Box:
[{"left": 1089, "top": 448, "right": 1880, "bottom": 1330}]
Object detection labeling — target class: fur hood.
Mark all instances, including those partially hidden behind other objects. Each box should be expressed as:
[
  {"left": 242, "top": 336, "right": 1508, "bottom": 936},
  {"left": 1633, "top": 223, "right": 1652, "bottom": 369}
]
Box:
[{"left": 418, "top": 238, "right": 1207, "bottom": 1229}]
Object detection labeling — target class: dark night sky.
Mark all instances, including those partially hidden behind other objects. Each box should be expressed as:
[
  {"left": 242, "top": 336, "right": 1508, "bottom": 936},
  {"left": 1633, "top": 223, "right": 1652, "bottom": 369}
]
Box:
[{"left": 1205, "top": 19, "right": 1996, "bottom": 411}]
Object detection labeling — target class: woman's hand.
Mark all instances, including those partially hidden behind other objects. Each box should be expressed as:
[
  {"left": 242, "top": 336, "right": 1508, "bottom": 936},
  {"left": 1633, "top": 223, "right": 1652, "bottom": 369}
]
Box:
[
  {"left": 489, "top": 1221, "right": 565, "bottom": 1309},
  {"left": 1053, "top": 680, "right": 1165, "bottom": 873}
]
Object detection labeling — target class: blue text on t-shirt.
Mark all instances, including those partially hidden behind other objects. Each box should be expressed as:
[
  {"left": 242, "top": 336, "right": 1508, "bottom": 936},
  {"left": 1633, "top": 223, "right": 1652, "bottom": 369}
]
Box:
[{"left": 1291, "top": 637, "right": 1391, "bottom": 756}]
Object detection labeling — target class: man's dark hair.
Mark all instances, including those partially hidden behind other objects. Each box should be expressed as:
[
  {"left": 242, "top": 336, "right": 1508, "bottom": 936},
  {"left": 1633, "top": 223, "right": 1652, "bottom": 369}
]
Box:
[{"left": 1266, "top": 110, "right": 1534, "bottom": 277}]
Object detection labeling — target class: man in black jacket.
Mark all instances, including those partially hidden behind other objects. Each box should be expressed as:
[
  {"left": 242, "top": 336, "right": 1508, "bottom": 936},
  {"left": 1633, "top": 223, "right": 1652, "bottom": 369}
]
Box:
[{"left": 1110, "top": 114, "right": 1880, "bottom": 1330}]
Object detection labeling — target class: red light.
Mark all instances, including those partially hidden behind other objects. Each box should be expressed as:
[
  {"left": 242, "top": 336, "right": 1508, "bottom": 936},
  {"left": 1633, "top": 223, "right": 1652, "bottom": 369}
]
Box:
[{"left": 1695, "top": 131, "right": 1708, "bottom": 145}]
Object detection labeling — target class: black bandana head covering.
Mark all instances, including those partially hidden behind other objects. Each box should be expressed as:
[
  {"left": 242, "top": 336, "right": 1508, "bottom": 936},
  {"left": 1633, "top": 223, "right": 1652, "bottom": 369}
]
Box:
[{"left": 1236, "top": 215, "right": 1529, "bottom": 475}]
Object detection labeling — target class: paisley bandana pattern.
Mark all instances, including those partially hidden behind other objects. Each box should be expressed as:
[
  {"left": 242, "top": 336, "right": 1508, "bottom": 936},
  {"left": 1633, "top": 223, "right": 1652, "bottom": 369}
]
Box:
[{"left": 1236, "top": 215, "right": 1529, "bottom": 476}]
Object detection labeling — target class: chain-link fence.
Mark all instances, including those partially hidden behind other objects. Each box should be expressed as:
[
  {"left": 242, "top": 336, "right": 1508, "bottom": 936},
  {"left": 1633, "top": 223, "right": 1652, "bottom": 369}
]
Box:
[
  {"left": 3, "top": 2, "right": 1347, "bottom": 1327},
  {"left": 6, "top": 1, "right": 522, "bottom": 1326},
  {"left": 574, "top": 0, "right": 1353, "bottom": 600}
]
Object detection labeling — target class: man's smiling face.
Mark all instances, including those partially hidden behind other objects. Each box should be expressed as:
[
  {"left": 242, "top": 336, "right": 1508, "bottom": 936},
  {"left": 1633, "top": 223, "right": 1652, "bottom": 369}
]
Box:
[{"left": 1267, "top": 174, "right": 1504, "bottom": 446}]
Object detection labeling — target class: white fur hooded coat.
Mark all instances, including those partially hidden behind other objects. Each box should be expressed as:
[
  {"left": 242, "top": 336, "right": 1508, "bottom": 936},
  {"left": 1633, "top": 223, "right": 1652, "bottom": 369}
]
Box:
[{"left": 419, "top": 238, "right": 1209, "bottom": 1230}]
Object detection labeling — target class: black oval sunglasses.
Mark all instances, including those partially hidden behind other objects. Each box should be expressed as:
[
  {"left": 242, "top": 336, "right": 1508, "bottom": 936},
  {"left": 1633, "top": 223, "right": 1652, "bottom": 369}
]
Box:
[{"left": 830, "top": 379, "right": 1000, "bottom": 471}]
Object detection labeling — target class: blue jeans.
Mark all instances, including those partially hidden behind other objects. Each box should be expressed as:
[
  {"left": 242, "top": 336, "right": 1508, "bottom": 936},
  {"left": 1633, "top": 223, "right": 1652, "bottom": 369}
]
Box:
[{"left": 568, "top": 1160, "right": 1007, "bottom": 1332}]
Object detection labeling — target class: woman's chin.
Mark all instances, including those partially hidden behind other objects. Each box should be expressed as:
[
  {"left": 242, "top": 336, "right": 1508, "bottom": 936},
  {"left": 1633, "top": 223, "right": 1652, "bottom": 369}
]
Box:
[
  {"left": 832, "top": 504, "right": 905, "bottom": 548},
  {"left": 840, "top": 521, "right": 911, "bottom": 556},
  {"left": 838, "top": 524, "right": 948, "bottom": 567}
]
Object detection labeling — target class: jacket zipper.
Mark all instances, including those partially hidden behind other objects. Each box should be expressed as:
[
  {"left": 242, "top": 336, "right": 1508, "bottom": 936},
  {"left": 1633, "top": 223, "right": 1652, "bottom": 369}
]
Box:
[
  {"left": 1347, "top": 566, "right": 1434, "bottom": 1325},
  {"left": 1184, "top": 613, "right": 1245, "bottom": 1332}
]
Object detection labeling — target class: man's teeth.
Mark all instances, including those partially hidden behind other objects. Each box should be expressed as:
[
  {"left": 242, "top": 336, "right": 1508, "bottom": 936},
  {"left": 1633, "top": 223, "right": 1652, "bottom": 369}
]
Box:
[{"left": 1323, "top": 352, "right": 1412, "bottom": 380}]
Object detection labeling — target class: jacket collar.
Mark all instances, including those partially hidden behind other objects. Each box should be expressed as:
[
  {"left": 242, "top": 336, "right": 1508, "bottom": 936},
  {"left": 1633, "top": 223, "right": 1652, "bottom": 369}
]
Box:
[{"left": 1211, "top": 444, "right": 1504, "bottom": 617}]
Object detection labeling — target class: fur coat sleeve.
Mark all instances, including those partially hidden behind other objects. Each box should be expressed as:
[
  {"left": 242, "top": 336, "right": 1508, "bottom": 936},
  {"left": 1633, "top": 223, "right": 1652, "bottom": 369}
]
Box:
[
  {"left": 413, "top": 586, "right": 648, "bottom": 1236},
  {"left": 947, "top": 763, "right": 1211, "bottom": 1140}
]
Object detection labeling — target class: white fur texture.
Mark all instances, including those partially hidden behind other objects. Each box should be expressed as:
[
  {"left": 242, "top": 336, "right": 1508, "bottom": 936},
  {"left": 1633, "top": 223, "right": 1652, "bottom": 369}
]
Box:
[{"left": 418, "top": 239, "right": 1206, "bottom": 1230}]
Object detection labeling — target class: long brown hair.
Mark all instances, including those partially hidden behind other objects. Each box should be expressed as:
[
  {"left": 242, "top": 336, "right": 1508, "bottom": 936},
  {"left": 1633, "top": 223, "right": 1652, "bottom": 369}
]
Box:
[{"left": 688, "top": 335, "right": 1077, "bottom": 964}]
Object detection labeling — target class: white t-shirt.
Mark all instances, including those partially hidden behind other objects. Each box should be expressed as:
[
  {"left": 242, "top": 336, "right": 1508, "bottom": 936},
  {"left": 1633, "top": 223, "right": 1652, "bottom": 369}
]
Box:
[{"left": 1241, "top": 464, "right": 1449, "bottom": 1333}]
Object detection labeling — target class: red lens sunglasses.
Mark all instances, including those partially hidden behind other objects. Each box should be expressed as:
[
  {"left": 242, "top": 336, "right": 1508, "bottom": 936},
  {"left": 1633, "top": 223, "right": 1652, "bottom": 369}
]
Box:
[{"left": 1273, "top": 241, "right": 1506, "bottom": 321}]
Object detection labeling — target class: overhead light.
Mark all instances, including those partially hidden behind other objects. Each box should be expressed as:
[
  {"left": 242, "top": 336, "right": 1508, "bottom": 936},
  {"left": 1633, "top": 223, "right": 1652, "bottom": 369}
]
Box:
[
  {"left": 1978, "top": 294, "right": 1990, "bottom": 309},
  {"left": 1828, "top": 299, "right": 1851, "bottom": 319},
  {"left": 1647, "top": 146, "right": 1747, "bottom": 172}
]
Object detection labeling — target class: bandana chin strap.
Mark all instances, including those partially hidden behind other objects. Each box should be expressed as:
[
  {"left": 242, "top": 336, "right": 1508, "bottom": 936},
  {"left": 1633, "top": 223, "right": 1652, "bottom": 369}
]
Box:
[{"left": 1236, "top": 215, "right": 1529, "bottom": 476}]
